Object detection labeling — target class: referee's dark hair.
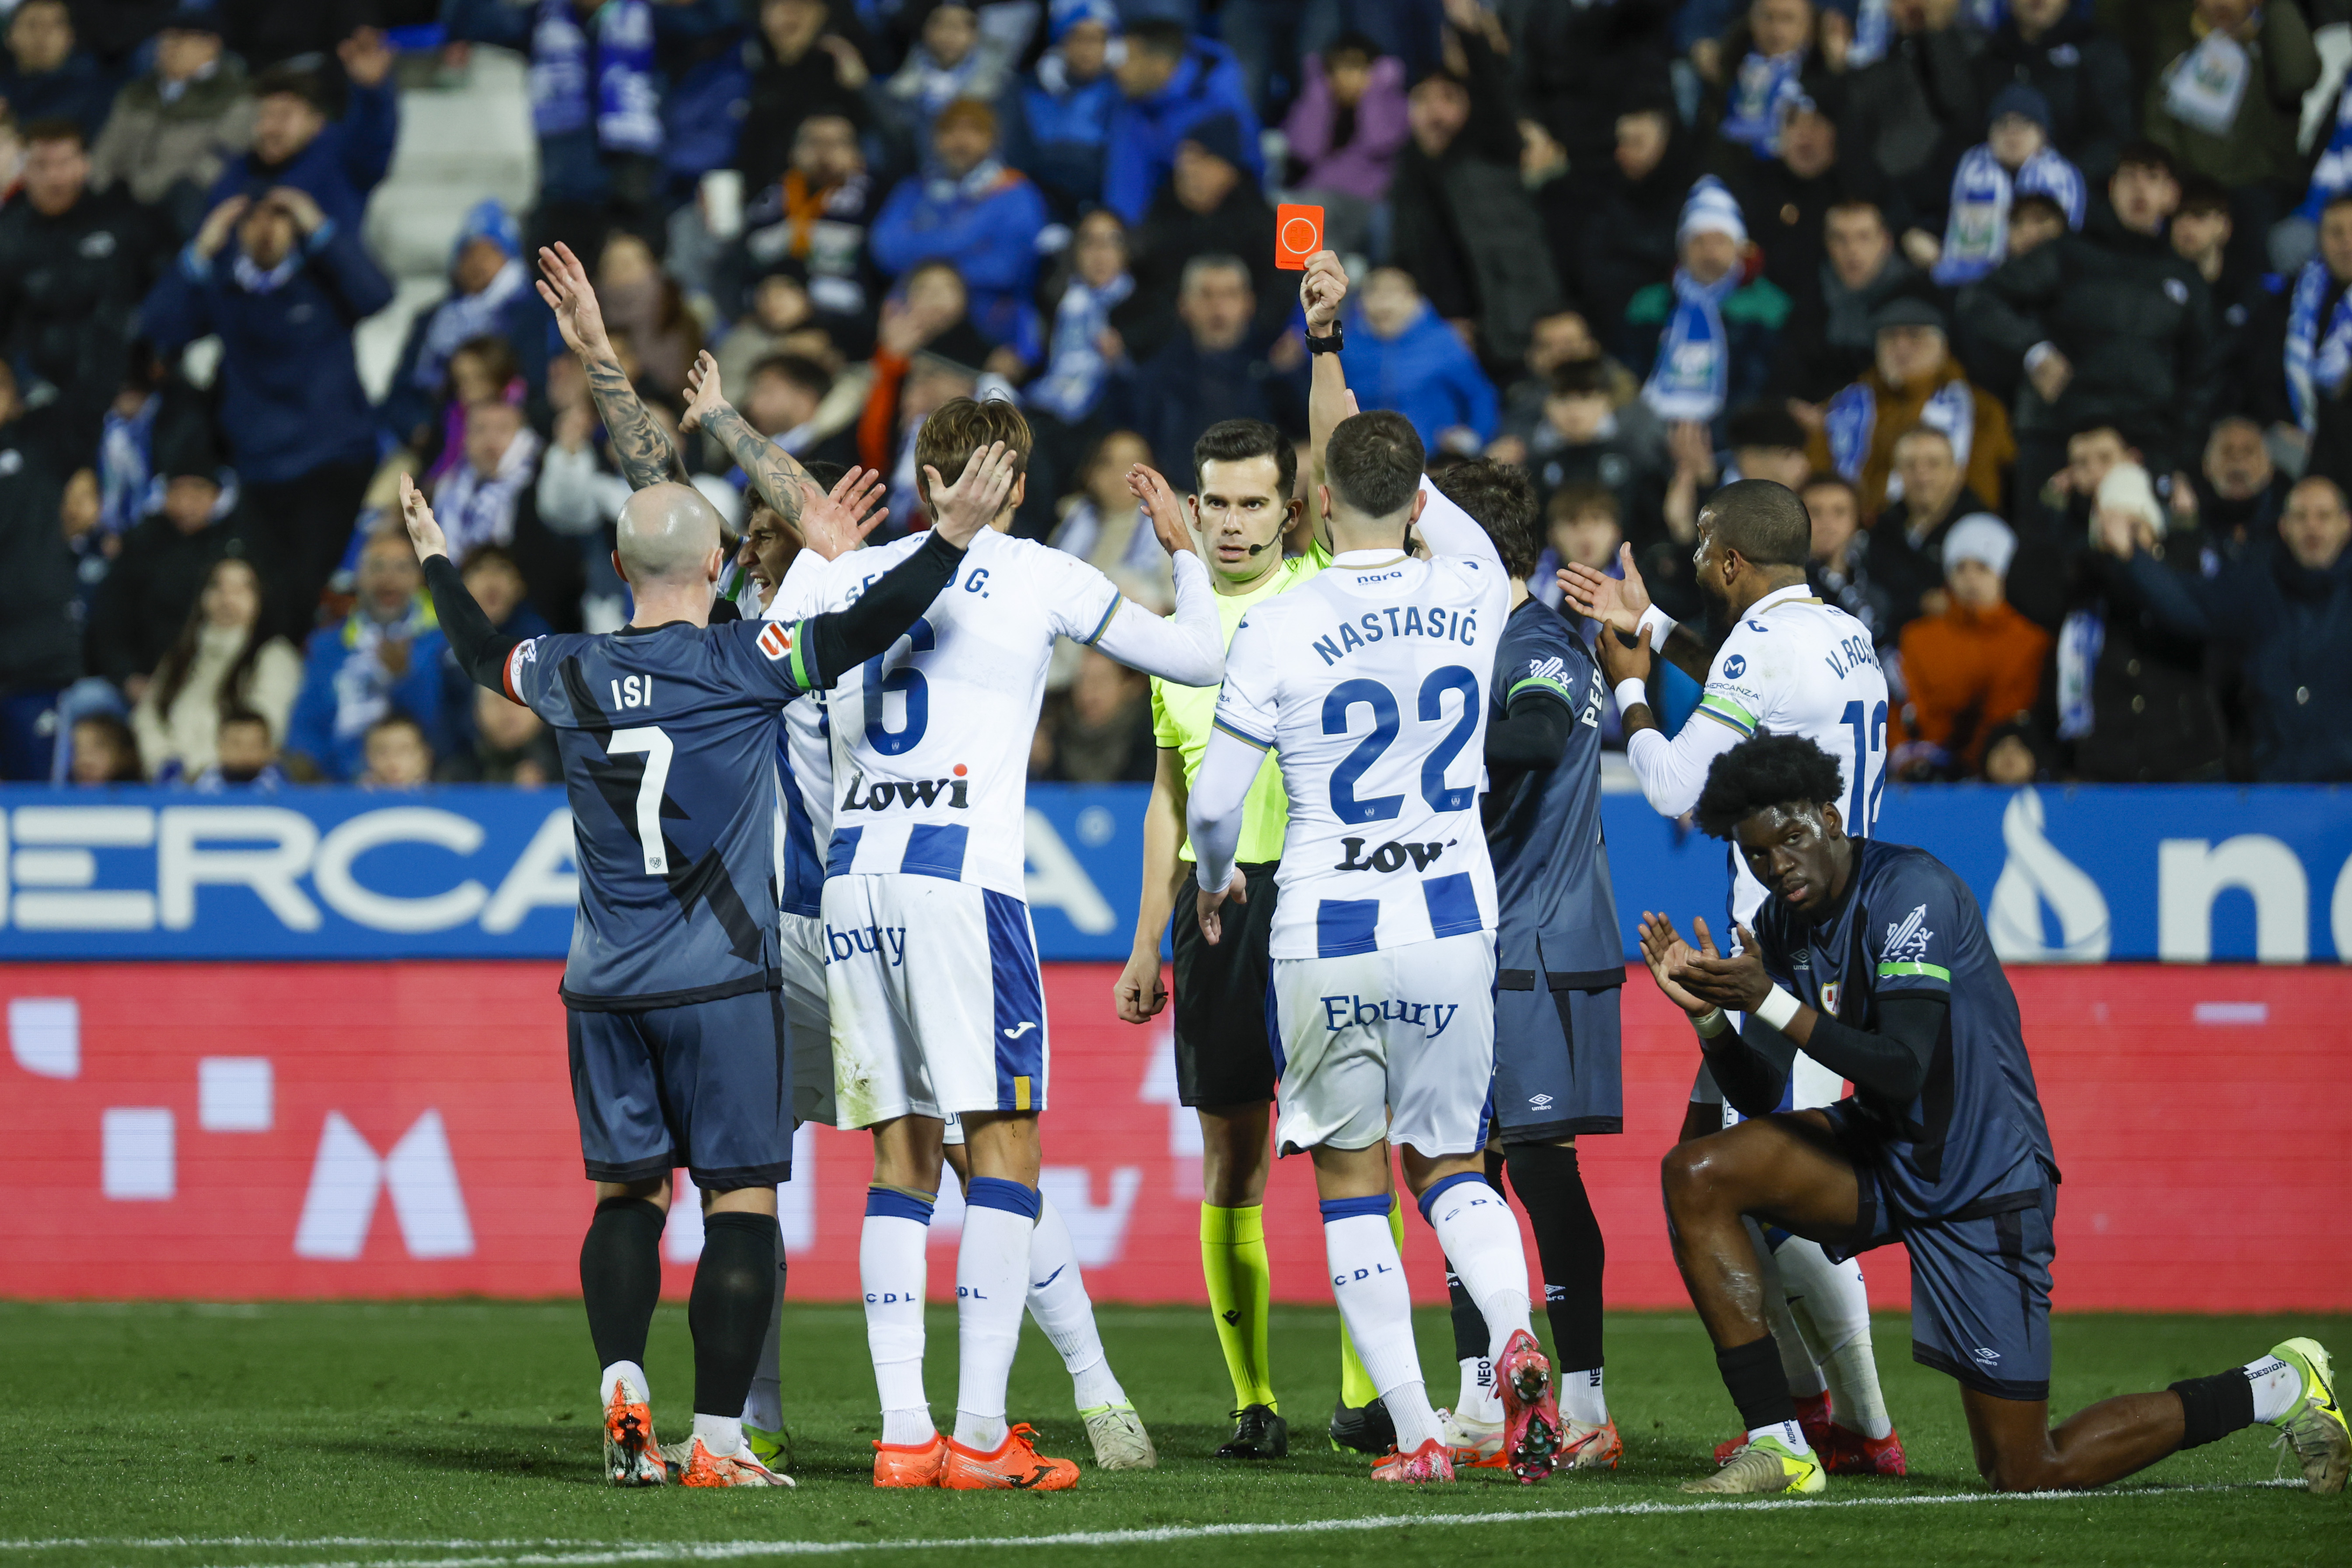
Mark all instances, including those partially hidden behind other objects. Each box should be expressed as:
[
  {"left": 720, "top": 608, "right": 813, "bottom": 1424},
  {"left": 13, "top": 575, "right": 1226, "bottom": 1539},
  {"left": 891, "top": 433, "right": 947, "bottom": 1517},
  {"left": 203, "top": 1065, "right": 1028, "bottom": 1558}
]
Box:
[
  {"left": 1325, "top": 409, "right": 1425, "bottom": 520},
  {"left": 1432, "top": 459, "right": 1539, "bottom": 578},
  {"left": 1695, "top": 733, "right": 1847, "bottom": 840},
  {"left": 1193, "top": 418, "right": 1296, "bottom": 499},
  {"left": 1701, "top": 478, "right": 1813, "bottom": 568}
]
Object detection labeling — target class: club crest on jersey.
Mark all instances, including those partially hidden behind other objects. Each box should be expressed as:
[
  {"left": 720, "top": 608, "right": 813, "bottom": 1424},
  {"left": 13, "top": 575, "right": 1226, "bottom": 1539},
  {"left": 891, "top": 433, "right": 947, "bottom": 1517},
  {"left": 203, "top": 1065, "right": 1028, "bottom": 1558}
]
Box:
[
  {"left": 1820, "top": 981, "right": 1842, "bottom": 1016},
  {"left": 1884, "top": 904, "right": 1934, "bottom": 963},
  {"left": 757, "top": 622, "right": 794, "bottom": 661}
]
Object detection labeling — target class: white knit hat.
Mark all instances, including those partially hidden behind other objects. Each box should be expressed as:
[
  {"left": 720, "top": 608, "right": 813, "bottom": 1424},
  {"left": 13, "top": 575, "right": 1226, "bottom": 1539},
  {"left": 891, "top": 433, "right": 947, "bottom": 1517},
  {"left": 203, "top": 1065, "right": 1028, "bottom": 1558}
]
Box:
[
  {"left": 2093, "top": 461, "right": 2167, "bottom": 542},
  {"left": 1942, "top": 512, "right": 2017, "bottom": 579},
  {"left": 1677, "top": 176, "right": 1748, "bottom": 247}
]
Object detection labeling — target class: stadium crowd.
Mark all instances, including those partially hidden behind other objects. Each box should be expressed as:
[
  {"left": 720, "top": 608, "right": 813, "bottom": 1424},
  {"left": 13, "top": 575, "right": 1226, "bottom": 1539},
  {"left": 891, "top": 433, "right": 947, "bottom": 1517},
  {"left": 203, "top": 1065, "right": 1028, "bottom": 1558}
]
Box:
[{"left": 7, "top": 0, "right": 2352, "bottom": 792}]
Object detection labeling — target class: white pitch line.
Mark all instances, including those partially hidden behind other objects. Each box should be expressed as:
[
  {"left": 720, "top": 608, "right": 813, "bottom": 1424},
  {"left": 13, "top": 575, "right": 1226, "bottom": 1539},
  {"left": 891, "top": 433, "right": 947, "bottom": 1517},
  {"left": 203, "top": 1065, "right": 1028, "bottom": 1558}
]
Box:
[{"left": 0, "top": 1478, "right": 2278, "bottom": 1568}]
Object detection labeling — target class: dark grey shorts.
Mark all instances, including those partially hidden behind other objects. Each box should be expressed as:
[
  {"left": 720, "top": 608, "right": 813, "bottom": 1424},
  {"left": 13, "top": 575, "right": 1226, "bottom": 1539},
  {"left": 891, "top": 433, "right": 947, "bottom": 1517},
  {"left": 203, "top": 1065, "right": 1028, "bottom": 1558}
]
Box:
[
  {"left": 567, "top": 987, "right": 792, "bottom": 1192},
  {"left": 1491, "top": 957, "right": 1622, "bottom": 1143}
]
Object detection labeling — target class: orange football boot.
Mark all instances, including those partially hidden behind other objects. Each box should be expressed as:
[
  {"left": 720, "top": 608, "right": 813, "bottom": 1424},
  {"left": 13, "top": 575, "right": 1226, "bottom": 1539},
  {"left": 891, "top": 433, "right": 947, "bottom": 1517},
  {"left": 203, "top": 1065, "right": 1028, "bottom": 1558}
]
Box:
[
  {"left": 872, "top": 1432, "right": 950, "bottom": 1487},
  {"left": 940, "top": 1423, "right": 1079, "bottom": 1490}
]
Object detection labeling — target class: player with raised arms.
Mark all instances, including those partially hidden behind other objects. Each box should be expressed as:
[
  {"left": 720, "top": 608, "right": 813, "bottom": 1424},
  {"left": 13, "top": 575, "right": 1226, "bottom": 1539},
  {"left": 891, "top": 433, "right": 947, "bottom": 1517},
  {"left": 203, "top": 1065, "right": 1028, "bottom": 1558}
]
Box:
[
  {"left": 1562, "top": 482, "right": 1904, "bottom": 1476},
  {"left": 391, "top": 434, "right": 1005, "bottom": 1486},
  {"left": 1185, "top": 400, "right": 1561, "bottom": 1486},
  {"left": 1640, "top": 732, "right": 2347, "bottom": 1498}
]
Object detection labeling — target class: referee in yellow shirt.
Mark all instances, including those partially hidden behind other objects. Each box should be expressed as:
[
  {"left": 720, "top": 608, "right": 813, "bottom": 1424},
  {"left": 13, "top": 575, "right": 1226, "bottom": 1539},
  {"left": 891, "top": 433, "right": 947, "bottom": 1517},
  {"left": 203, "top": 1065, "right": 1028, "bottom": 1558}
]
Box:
[{"left": 1112, "top": 412, "right": 1401, "bottom": 1459}]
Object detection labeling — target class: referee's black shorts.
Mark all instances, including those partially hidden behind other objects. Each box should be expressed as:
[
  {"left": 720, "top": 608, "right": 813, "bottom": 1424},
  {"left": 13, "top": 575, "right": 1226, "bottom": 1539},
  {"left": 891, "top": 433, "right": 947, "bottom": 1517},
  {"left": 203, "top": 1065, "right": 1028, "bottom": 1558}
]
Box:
[{"left": 1171, "top": 860, "right": 1281, "bottom": 1108}]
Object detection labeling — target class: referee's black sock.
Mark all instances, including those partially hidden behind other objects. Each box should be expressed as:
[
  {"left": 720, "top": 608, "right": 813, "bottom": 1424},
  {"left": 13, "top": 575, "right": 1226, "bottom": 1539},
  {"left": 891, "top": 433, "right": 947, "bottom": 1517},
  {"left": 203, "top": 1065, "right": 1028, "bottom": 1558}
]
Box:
[
  {"left": 2169, "top": 1369, "right": 2258, "bottom": 1449},
  {"left": 1504, "top": 1142, "right": 1605, "bottom": 1375},
  {"left": 580, "top": 1196, "right": 666, "bottom": 1371},
  {"left": 1717, "top": 1334, "right": 1800, "bottom": 1435},
  {"left": 692, "top": 1210, "right": 782, "bottom": 1418}
]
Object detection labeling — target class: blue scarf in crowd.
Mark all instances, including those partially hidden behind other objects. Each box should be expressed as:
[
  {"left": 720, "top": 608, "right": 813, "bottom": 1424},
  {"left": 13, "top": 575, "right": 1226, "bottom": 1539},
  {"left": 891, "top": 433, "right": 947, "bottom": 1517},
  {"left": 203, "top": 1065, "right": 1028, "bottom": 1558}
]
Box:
[
  {"left": 2286, "top": 257, "right": 2352, "bottom": 433},
  {"left": 1823, "top": 377, "right": 1977, "bottom": 483},
  {"left": 1719, "top": 47, "right": 1804, "bottom": 155},
  {"left": 1933, "top": 143, "right": 2086, "bottom": 284},
  {"left": 528, "top": 0, "right": 661, "bottom": 155},
  {"left": 1029, "top": 273, "right": 1133, "bottom": 423},
  {"left": 98, "top": 395, "right": 159, "bottom": 538},
  {"left": 2300, "top": 88, "right": 2352, "bottom": 221},
  {"left": 1641, "top": 267, "right": 1741, "bottom": 422}
]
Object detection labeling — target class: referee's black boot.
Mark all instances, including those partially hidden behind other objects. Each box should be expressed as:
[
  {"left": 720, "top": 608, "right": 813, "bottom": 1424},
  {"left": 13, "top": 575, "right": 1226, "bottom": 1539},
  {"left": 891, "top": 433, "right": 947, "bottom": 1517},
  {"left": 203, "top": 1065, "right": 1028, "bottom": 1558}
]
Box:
[
  {"left": 1216, "top": 1403, "right": 1290, "bottom": 1459},
  {"left": 1328, "top": 1397, "right": 1394, "bottom": 1455}
]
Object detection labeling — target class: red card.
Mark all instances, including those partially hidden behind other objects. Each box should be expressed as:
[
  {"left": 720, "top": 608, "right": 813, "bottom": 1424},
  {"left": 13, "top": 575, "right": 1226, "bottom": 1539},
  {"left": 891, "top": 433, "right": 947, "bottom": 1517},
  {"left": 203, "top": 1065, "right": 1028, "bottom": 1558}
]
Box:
[{"left": 1275, "top": 203, "right": 1325, "bottom": 270}]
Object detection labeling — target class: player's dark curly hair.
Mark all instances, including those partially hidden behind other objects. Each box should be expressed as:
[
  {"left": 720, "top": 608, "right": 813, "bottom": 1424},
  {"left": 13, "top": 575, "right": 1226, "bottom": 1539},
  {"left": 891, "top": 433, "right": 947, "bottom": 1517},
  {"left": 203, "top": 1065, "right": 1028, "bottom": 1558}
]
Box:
[
  {"left": 1432, "top": 458, "right": 1539, "bottom": 577},
  {"left": 1695, "top": 733, "right": 1846, "bottom": 840}
]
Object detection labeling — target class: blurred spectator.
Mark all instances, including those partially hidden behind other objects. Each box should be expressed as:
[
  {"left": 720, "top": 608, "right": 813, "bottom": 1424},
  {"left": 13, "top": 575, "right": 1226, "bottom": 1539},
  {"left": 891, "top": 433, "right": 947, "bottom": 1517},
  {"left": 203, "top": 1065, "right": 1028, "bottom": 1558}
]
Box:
[
  {"left": 1125, "top": 116, "right": 1282, "bottom": 362},
  {"left": 1045, "top": 646, "right": 1155, "bottom": 781},
  {"left": 595, "top": 231, "right": 702, "bottom": 401},
  {"left": 459, "top": 545, "right": 556, "bottom": 647},
  {"left": 852, "top": 260, "right": 998, "bottom": 485},
  {"left": 1981, "top": 716, "right": 2052, "bottom": 783},
  {"left": 1626, "top": 178, "right": 1789, "bottom": 428},
  {"left": 1975, "top": 0, "right": 2135, "bottom": 181},
  {"left": 439, "top": 684, "right": 559, "bottom": 784},
  {"left": 1023, "top": 207, "right": 1139, "bottom": 523},
  {"left": 1046, "top": 427, "right": 1172, "bottom": 610},
  {"left": 0, "top": 1, "right": 117, "bottom": 143},
  {"left": 1341, "top": 268, "right": 1496, "bottom": 453},
  {"left": 1702, "top": 0, "right": 1823, "bottom": 162},
  {"left": 733, "top": 0, "right": 879, "bottom": 196},
  {"left": 87, "top": 7, "right": 256, "bottom": 236},
  {"left": 1281, "top": 34, "right": 1407, "bottom": 257},
  {"left": 1894, "top": 513, "right": 2049, "bottom": 777},
  {"left": 1386, "top": 15, "right": 1556, "bottom": 367},
  {"left": 129, "top": 554, "right": 299, "bottom": 782},
  {"left": 384, "top": 200, "right": 546, "bottom": 454},
  {"left": 208, "top": 45, "right": 398, "bottom": 237},
  {"left": 1524, "top": 357, "right": 1667, "bottom": 542},
  {"left": 143, "top": 185, "right": 391, "bottom": 639},
  {"left": 1917, "top": 85, "right": 2086, "bottom": 286},
  {"left": 0, "top": 120, "right": 172, "bottom": 440},
  {"left": 360, "top": 709, "right": 434, "bottom": 790},
  {"left": 285, "top": 526, "right": 449, "bottom": 783},
  {"left": 1869, "top": 423, "right": 1995, "bottom": 625},
  {"left": 2115, "top": 474, "right": 2352, "bottom": 780},
  {"left": 2144, "top": 0, "right": 2317, "bottom": 239},
  {"left": 86, "top": 432, "right": 241, "bottom": 693},
  {"left": 2056, "top": 459, "right": 2226, "bottom": 780},
  {"left": 445, "top": 0, "right": 660, "bottom": 251},
  {"left": 741, "top": 352, "right": 857, "bottom": 467},
  {"left": 2168, "top": 177, "right": 2272, "bottom": 419},
  {"left": 1115, "top": 254, "right": 1301, "bottom": 489},
  {"left": 1775, "top": 196, "right": 1926, "bottom": 400},
  {"left": 884, "top": 0, "right": 1010, "bottom": 147},
  {"left": 1517, "top": 0, "right": 1675, "bottom": 173},
  {"left": 1803, "top": 471, "right": 1894, "bottom": 642},
  {"left": 1726, "top": 90, "right": 1865, "bottom": 311},
  {"left": 730, "top": 112, "right": 882, "bottom": 353},
  {"left": 1573, "top": 102, "right": 1703, "bottom": 341},
  {"left": 1840, "top": 0, "right": 1987, "bottom": 218},
  {"left": 414, "top": 335, "right": 523, "bottom": 486},
  {"left": 2192, "top": 413, "right": 2286, "bottom": 554},
  {"left": 189, "top": 705, "right": 283, "bottom": 790},
  {"left": 870, "top": 98, "right": 1049, "bottom": 369},
  {"left": 66, "top": 710, "right": 141, "bottom": 782},
  {"left": 1103, "top": 20, "right": 1262, "bottom": 226},
  {"left": 1967, "top": 143, "right": 2213, "bottom": 487},
  {"left": 94, "top": 351, "right": 210, "bottom": 549},
  {"left": 434, "top": 399, "right": 544, "bottom": 562},
  {"left": 1811, "top": 294, "right": 2014, "bottom": 519},
  {"left": 1000, "top": 0, "right": 1122, "bottom": 219},
  {"left": 1530, "top": 482, "right": 1624, "bottom": 631},
  {"left": 1493, "top": 311, "right": 1654, "bottom": 459},
  {"left": 2277, "top": 193, "right": 2352, "bottom": 491},
  {"left": 0, "top": 360, "right": 75, "bottom": 779}
]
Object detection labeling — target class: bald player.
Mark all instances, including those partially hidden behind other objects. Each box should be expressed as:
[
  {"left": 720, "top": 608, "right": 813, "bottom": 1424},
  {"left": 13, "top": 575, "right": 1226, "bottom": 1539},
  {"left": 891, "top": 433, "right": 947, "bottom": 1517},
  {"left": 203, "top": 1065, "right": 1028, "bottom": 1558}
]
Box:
[{"left": 397, "top": 455, "right": 1013, "bottom": 1488}]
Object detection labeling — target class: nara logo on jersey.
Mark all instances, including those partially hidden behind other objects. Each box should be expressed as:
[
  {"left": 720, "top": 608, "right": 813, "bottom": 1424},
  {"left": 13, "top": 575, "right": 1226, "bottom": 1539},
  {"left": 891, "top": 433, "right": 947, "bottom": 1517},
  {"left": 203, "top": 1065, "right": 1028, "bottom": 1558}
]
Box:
[
  {"left": 1331, "top": 835, "right": 1451, "bottom": 873},
  {"left": 839, "top": 765, "right": 972, "bottom": 811}
]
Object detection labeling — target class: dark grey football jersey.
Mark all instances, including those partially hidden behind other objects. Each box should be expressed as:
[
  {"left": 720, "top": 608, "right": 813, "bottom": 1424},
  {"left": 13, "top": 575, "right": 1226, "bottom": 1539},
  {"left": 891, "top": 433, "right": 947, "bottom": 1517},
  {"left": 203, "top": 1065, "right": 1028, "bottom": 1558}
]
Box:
[{"left": 504, "top": 615, "right": 815, "bottom": 1008}]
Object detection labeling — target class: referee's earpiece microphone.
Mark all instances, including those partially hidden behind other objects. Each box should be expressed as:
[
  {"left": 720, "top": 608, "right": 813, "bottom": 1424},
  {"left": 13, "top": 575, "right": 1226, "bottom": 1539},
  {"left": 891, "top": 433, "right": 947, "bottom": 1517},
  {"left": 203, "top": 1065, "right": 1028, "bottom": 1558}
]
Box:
[{"left": 1244, "top": 541, "right": 1270, "bottom": 555}]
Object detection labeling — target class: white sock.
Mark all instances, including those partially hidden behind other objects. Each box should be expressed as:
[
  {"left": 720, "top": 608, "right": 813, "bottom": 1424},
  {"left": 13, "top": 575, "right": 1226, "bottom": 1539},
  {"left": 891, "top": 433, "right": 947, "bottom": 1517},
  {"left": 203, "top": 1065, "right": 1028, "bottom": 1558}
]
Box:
[
  {"left": 1562, "top": 1365, "right": 1608, "bottom": 1425},
  {"left": 741, "top": 1220, "right": 786, "bottom": 1432},
  {"left": 1457, "top": 1356, "right": 1501, "bottom": 1423},
  {"left": 1323, "top": 1204, "right": 1441, "bottom": 1450},
  {"left": 1420, "top": 1177, "right": 1532, "bottom": 1363},
  {"left": 1025, "top": 1194, "right": 1125, "bottom": 1410},
  {"left": 2245, "top": 1354, "right": 2305, "bottom": 1423},
  {"left": 600, "top": 1358, "right": 649, "bottom": 1407},
  {"left": 860, "top": 1194, "right": 933, "bottom": 1443},
  {"left": 1750, "top": 1418, "right": 1811, "bottom": 1455},
  {"left": 951, "top": 1180, "right": 1038, "bottom": 1452},
  {"left": 693, "top": 1412, "right": 744, "bottom": 1454},
  {"left": 1750, "top": 1221, "right": 1828, "bottom": 1399},
  {"left": 1781, "top": 1237, "right": 1890, "bottom": 1438}
]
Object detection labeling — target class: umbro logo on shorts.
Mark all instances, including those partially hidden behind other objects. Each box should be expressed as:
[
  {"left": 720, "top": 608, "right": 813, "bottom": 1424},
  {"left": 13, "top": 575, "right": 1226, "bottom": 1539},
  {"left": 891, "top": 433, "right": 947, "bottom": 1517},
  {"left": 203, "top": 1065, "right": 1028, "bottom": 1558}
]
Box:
[{"left": 1528, "top": 1093, "right": 1554, "bottom": 1108}]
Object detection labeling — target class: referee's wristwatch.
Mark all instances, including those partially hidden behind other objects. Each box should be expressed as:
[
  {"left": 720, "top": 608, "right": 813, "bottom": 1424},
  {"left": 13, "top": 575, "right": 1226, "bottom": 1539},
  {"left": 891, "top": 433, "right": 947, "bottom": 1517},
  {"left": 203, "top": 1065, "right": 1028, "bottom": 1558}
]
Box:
[{"left": 1306, "top": 325, "right": 1345, "bottom": 354}]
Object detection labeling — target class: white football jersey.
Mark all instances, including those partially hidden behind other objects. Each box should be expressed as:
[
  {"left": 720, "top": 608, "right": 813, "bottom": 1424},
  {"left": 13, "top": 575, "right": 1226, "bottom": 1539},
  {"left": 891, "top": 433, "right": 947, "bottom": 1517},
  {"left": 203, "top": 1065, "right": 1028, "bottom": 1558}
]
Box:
[
  {"left": 778, "top": 527, "right": 1123, "bottom": 898},
  {"left": 1700, "top": 584, "right": 1890, "bottom": 922},
  {"left": 1213, "top": 536, "right": 1509, "bottom": 961}
]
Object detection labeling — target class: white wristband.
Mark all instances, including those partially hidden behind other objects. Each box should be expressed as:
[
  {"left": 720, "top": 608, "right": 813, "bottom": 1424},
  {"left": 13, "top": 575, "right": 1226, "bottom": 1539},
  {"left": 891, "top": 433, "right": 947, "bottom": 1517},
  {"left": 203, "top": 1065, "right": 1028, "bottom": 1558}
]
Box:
[
  {"left": 1636, "top": 603, "right": 1674, "bottom": 652},
  {"left": 1755, "top": 986, "right": 1802, "bottom": 1033},
  {"left": 1692, "top": 1008, "right": 1730, "bottom": 1037},
  {"left": 2024, "top": 340, "right": 2058, "bottom": 374},
  {"left": 1613, "top": 677, "right": 1649, "bottom": 715}
]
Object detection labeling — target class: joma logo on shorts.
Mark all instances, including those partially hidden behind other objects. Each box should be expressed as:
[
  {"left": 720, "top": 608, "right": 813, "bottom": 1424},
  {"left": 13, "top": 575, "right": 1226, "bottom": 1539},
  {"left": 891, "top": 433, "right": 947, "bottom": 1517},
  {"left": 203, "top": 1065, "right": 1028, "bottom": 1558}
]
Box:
[
  {"left": 825, "top": 923, "right": 907, "bottom": 967},
  {"left": 1318, "top": 995, "right": 1459, "bottom": 1035},
  {"left": 841, "top": 773, "right": 970, "bottom": 810}
]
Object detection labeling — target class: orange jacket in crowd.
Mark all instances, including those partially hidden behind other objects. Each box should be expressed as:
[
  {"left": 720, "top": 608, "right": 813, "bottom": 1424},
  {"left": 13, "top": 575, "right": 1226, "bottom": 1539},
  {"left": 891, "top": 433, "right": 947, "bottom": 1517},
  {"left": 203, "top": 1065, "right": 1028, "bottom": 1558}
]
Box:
[{"left": 1894, "top": 598, "right": 2050, "bottom": 773}]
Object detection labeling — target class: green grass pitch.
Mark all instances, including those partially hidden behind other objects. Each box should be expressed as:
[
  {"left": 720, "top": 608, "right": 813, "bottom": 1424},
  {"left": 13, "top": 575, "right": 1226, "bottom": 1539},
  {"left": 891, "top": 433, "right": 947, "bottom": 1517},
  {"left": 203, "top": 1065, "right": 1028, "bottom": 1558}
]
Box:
[{"left": 1, "top": 1301, "right": 2341, "bottom": 1567}]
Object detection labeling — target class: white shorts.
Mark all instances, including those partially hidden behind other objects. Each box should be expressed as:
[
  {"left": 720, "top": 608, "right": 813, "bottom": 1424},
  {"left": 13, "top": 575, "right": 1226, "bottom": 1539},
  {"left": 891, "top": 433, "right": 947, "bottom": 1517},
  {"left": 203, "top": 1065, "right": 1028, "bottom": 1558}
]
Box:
[
  {"left": 1269, "top": 931, "right": 1496, "bottom": 1157},
  {"left": 1689, "top": 862, "right": 1842, "bottom": 1116},
  {"left": 780, "top": 910, "right": 837, "bottom": 1128},
  {"left": 821, "top": 873, "right": 1048, "bottom": 1129}
]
